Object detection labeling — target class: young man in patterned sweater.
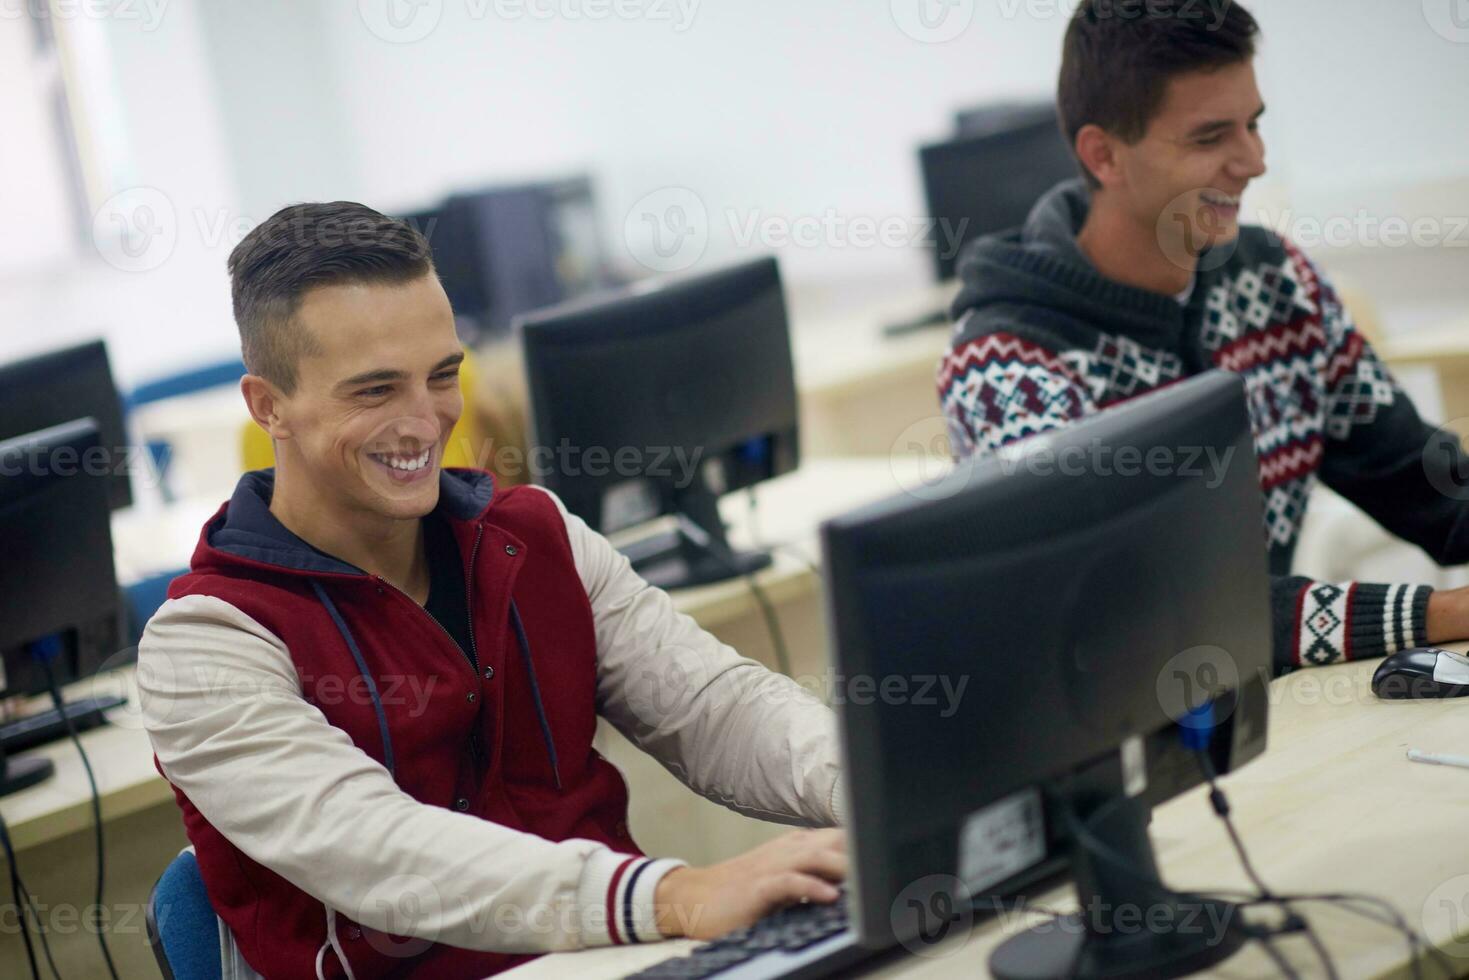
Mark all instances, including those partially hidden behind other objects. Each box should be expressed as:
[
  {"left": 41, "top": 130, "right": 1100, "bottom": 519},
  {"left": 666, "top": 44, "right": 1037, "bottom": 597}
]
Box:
[{"left": 937, "top": 0, "right": 1469, "bottom": 674}]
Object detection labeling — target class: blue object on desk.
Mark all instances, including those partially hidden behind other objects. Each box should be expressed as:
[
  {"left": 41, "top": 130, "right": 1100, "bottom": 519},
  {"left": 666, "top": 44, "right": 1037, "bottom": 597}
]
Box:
[
  {"left": 147, "top": 849, "right": 223, "bottom": 980},
  {"left": 125, "top": 358, "right": 247, "bottom": 503},
  {"left": 125, "top": 358, "right": 247, "bottom": 413},
  {"left": 125, "top": 571, "right": 183, "bottom": 646}
]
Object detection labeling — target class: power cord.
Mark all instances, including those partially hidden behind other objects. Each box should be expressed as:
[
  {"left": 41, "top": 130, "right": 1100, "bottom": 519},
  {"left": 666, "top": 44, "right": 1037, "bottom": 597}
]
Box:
[
  {"left": 741, "top": 573, "right": 793, "bottom": 678},
  {"left": 0, "top": 809, "right": 62, "bottom": 980},
  {"left": 35, "top": 645, "right": 120, "bottom": 980}
]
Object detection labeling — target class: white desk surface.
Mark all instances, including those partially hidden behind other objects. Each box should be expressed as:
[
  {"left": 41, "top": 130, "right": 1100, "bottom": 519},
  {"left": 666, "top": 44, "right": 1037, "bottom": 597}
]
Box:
[
  {"left": 16, "top": 457, "right": 944, "bottom": 855},
  {"left": 506, "top": 653, "right": 1469, "bottom": 980}
]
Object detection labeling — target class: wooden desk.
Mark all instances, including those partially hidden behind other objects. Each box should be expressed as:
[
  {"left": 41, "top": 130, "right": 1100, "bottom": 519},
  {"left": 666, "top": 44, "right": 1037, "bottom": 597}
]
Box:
[
  {"left": 509, "top": 653, "right": 1469, "bottom": 979},
  {"left": 794, "top": 282, "right": 956, "bottom": 459}
]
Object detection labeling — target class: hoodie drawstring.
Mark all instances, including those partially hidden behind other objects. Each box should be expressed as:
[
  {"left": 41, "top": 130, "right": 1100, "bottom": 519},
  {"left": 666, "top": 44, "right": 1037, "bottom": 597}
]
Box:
[
  {"left": 312, "top": 580, "right": 396, "bottom": 778},
  {"left": 310, "top": 581, "right": 562, "bottom": 793},
  {"left": 510, "top": 600, "right": 563, "bottom": 791}
]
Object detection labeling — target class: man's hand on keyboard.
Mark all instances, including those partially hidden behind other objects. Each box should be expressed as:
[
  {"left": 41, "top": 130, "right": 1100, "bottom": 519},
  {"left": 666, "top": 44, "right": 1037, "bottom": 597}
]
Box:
[{"left": 652, "top": 828, "right": 848, "bottom": 940}]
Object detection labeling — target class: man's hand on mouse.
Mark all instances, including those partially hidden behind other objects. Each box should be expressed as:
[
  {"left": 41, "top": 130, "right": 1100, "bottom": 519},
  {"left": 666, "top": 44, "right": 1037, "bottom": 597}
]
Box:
[{"left": 653, "top": 828, "right": 847, "bottom": 940}]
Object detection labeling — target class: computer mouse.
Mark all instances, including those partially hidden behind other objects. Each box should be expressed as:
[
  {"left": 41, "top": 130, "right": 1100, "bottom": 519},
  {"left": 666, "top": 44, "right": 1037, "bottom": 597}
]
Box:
[{"left": 1372, "top": 648, "right": 1469, "bottom": 700}]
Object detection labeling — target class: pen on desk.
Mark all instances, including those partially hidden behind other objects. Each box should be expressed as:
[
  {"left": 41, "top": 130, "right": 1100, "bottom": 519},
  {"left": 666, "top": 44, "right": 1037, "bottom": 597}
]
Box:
[{"left": 1406, "top": 749, "right": 1469, "bottom": 770}]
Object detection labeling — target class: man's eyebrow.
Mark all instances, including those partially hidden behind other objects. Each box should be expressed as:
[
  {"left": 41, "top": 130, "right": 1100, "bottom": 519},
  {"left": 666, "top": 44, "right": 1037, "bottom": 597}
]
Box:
[
  {"left": 336, "top": 352, "right": 464, "bottom": 391},
  {"left": 337, "top": 367, "right": 406, "bottom": 390},
  {"left": 1186, "top": 104, "right": 1267, "bottom": 139},
  {"left": 432, "top": 352, "right": 466, "bottom": 372}
]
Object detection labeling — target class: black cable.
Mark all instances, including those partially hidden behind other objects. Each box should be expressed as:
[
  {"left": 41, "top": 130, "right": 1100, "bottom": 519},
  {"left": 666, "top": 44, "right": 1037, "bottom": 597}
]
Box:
[
  {"left": 1192, "top": 750, "right": 1339, "bottom": 980},
  {"left": 0, "top": 810, "right": 42, "bottom": 980},
  {"left": 41, "top": 659, "right": 120, "bottom": 980},
  {"left": 742, "top": 573, "right": 793, "bottom": 678}
]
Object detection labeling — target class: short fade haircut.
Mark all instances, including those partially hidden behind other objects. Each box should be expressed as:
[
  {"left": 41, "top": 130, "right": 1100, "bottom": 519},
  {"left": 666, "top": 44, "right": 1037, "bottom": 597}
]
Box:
[
  {"left": 1058, "top": 0, "right": 1260, "bottom": 188},
  {"left": 227, "top": 201, "right": 435, "bottom": 393}
]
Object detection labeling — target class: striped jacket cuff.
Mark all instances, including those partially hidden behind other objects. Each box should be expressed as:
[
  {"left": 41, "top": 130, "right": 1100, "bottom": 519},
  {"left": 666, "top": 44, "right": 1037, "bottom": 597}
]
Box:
[
  {"left": 576, "top": 851, "right": 687, "bottom": 946},
  {"left": 1293, "top": 581, "right": 1432, "bottom": 668}
]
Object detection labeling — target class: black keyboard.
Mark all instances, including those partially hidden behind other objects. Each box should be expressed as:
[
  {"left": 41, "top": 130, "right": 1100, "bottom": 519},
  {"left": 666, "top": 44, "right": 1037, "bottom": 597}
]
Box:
[
  {"left": 628, "top": 893, "right": 867, "bottom": 979},
  {"left": 0, "top": 695, "right": 128, "bottom": 754}
]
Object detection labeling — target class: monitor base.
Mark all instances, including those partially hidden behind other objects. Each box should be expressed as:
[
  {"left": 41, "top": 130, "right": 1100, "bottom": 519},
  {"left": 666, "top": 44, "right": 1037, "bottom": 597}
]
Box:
[
  {"left": 991, "top": 792, "right": 1250, "bottom": 980},
  {"left": 627, "top": 530, "right": 772, "bottom": 591},
  {"left": 990, "top": 898, "right": 1247, "bottom": 980},
  {"left": 0, "top": 754, "right": 55, "bottom": 798}
]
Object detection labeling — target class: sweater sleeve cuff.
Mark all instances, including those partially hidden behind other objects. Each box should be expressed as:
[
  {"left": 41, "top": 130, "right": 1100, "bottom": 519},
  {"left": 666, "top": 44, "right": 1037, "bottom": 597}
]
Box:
[
  {"left": 576, "top": 851, "right": 687, "bottom": 947},
  {"left": 1293, "top": 581, "right": 1432, "bottom": 668}
]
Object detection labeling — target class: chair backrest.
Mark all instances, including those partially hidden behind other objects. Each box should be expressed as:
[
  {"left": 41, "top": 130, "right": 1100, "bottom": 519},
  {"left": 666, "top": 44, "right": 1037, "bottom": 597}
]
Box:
[{"left": 147, "top": 849, "right": 223, "bottom": 980}]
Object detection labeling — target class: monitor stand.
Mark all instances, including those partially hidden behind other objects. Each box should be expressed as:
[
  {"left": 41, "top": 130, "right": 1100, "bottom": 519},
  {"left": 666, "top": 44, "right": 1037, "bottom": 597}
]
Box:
[
  {"left": 0, "top": 746, "right": 54, "bottom": 798},
  {"left": 990, "top": 793, "right": 1249, "bottom": 980},
  {"left": 620, "top": 485, "right": 771, "bottom": 591}
]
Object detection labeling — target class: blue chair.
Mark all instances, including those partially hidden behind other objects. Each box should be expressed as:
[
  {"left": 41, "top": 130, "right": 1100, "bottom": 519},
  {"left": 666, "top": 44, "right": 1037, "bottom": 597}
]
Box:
[{"left": 147, "top": 849, "right": 223, "bottom": 980}]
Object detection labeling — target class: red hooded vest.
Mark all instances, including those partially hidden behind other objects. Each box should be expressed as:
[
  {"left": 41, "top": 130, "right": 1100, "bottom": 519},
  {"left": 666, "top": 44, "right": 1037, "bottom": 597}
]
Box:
[{"left": 159, "top": 469, "right": 640, "bottom": 978}]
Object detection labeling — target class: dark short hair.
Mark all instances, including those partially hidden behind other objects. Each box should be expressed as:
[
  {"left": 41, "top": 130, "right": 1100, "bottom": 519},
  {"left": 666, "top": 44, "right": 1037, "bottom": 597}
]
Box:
[
  {"left": 1058, "top": 0, "right": 1260, "bottom": 187},
  {"left": 227, "top": 202, "right": 434, "bottom": 393}
]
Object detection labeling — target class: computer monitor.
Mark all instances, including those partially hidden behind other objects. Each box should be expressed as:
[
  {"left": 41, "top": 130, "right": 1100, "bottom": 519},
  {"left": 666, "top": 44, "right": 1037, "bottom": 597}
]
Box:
[
  {"left": 0, "top": 339, "right": 132, "bottom": 511},
  {"left": 822, "top": 371, "right": 1272, "bottom": 978},
  {"left": 0, "top": 418, "right": 124, "bottom": 795},
  {"left": 517, "top": 256, "right": 800, "bottom": 590},
  {"left": 954, "top": 99, "right": 1060, "bottom": 137},
  {"left": 415, "top": 178, "right": 614, "bottom": 343},
  {"left": 920, "top": 113, "right": 1079, "bottom": 282}
]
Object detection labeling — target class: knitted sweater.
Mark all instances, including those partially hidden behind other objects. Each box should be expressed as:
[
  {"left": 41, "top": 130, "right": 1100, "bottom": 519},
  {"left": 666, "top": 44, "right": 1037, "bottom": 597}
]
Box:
[{"left": 937, "top": 179, "right": 1469, "bottom": 674}]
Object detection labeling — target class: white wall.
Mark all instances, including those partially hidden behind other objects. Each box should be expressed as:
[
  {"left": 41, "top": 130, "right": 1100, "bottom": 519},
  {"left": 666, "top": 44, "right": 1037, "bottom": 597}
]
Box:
[{"left": 2, "top": 0, "right": 1467, "bottom": 388}]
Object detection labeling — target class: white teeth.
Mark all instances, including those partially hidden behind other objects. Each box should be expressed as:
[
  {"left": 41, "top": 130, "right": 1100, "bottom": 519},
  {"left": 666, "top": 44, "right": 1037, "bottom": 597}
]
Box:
[
  {"left": 373, "top": 449, "right": 431, "bottom": 472},
  {"left": 1202, "top": 191, "right": 1240, "bottom": 207}
]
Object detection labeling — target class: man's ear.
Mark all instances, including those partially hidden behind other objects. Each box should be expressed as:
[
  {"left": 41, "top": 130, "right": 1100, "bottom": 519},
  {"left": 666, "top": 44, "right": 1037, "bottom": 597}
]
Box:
[
  {"left": 1074, "top": 124, "right": 1124, "bottom": 190},
  {"left": 241, "top": 374, "right": 292, "bottom": 440}
]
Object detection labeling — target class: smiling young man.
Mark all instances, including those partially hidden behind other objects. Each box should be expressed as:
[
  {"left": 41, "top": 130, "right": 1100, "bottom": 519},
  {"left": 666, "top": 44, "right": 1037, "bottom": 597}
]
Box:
[
  {"left": 937, "top": 0, "right": 1469, "bottom": 673},
  {"left": 138, "top": 203, "right": 846, "bottom": 979}
]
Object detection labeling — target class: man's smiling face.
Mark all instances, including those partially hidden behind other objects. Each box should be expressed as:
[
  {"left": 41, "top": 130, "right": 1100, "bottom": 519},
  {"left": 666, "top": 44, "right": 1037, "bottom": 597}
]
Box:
[
  {"left": 1114, "top": 60, "right": 1269, "bottom": 257},
  {"left": 272, "top": 272, "right": 463, "bottom": 523}
]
